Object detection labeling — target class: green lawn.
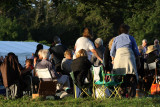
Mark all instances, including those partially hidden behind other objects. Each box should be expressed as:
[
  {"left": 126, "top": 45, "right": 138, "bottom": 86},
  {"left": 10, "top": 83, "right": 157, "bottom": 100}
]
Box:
[{"left": 0, "top": 95, "right": 160, "bottom": 107}]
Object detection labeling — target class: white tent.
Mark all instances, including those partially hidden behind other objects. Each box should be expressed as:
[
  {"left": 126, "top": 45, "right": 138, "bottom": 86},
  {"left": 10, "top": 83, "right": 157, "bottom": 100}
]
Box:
[{"left": 0, "top": 41, "right": 50, "bottom": 66}]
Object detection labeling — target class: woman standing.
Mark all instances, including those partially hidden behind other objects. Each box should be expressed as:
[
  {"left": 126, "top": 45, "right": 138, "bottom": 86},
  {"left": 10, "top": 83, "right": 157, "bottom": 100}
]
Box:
[
  {"left": 74, "top": 28, "right": 102, "bottom": 62},
  {"left": 110, "top": 24, "right": 140, "bottom": 97}
]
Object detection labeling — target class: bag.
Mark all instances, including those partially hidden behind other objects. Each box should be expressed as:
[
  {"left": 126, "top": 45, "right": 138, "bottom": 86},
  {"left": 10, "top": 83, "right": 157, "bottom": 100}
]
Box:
[{"left": 150, "top": 83, "right": 160, "bottom": 95}]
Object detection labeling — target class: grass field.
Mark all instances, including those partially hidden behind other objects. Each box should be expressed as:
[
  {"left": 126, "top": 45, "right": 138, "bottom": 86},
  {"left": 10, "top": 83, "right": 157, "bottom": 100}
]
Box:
[{"left": 0, "top": 95, "right": 160, "bottom": 107}]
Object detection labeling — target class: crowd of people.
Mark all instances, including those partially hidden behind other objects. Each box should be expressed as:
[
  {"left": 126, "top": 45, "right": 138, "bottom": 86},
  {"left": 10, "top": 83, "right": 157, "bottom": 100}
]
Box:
[{"left": 0, "top": 23, "right": 160, "bottom": 99}]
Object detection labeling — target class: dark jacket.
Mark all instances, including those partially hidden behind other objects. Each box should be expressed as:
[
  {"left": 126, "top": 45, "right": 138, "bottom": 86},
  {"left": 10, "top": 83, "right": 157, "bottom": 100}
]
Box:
[
  {"left": 50, "top": 44, "right": 67, "bottom": 65},
  {"left": 71, "top": 56, "right": 92, "bottom": 88},
  {"left": 104, "top": 46, "right": 112, "bottom": 72}
]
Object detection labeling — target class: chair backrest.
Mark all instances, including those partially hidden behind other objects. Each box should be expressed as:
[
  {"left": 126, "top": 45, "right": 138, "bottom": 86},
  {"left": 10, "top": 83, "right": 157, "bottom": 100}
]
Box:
[
  {"left": 92, "top": 65, "right": 105, "bottom": 82},
  {"left": 148, "top": 62, "right": 156, "bottom": 70},
  {"left": 36, "top": 68, "right": 52, "bottom": 79}
]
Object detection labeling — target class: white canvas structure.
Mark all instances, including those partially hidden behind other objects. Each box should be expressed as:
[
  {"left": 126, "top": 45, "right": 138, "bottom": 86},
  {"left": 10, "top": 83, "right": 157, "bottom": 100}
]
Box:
[{"left": 0, "top": 41, "right": 50, "bottom": 66}]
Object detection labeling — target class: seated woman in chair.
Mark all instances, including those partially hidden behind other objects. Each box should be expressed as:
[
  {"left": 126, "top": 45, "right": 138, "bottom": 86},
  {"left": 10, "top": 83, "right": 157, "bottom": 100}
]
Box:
[
  {"left": 71, "top": 49, "right": 93, "bottom": 89},
  {"left": 34, "top": 49, "right": 71, "bottom": 95}
]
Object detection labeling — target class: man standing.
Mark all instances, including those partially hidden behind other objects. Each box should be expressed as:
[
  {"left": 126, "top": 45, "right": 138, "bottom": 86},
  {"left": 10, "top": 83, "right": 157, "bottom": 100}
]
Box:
[
  {"left": 49, "top": 36, "right": 67, "bottom": 73},
  {"left": 142, "top": 39, "right": 148, "bottom": 59}
]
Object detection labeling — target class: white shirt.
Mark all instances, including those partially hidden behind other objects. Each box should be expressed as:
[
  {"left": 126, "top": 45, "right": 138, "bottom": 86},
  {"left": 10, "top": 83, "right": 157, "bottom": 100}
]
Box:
[{"left": 74, "top": 37, "right": 95, "bottom": 60}]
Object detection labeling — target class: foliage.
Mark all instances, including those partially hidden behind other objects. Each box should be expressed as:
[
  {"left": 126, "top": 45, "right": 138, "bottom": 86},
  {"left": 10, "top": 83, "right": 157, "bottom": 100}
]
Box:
[
  {"left": 0, "top": 16, "right": 25, "bottom": 41},
  {"left": 0, "top": 0, "right": 159, "bottom": 47},
  {"left": 126, "top": 0, "right": 160, "bottom": 45}
]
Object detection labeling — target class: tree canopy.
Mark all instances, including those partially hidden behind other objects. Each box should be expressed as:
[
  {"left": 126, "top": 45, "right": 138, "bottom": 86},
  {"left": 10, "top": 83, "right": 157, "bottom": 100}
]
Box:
[{"left": 0, "top": 0, "right": 159, "bottom": 47}]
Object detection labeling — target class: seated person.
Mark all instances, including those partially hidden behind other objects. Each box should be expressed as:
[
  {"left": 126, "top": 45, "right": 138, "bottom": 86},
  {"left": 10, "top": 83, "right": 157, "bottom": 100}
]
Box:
[
  {"left": 143, "top": 45, "right": 160, "bottom": 92},
  {"left": 61, "top": 50, "right": 73, "bottom": 75},
  {"left": 71, "top": 49, "right": 92, "bottom": 88},
  {"left": 20, "top": 59, "right": 34, "bottom": 91},
  {"left": 21, "top": 59, "right": 34, "bottom": 77},
  {"left": 34, "top": 49, "right": 71, "bottom": 94}
]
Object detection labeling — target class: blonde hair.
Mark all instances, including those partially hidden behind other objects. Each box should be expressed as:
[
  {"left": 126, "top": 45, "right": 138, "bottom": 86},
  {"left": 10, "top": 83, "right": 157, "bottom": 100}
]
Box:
[
  {"left": 83, "top": 28, "right": 91, "bottom": 38},
  {"left": 76, "top": 49, "right": 88, "bottom": 58},
  {"left": 64, "top": 50, "right": 72, "bottom": 57},
  {"left": 108, "top": 37, "right": 115, "bottom": 50}
]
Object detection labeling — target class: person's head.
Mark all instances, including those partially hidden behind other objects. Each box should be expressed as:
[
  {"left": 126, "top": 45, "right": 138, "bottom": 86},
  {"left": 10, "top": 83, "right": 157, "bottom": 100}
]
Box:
[
  {"left": 118, "top": 24, "right": 130, "bottom": 35},
  {"left": 42, "top": 49, "right": 50, "bottom": 59},
  {"left": 142, "top": 39, "right": 147, "bottom": 47},
  {"left": 53, "top": 36, "right": 61, "bottom": 44},
  {"left": 76, "top": 49, "right": 88, "bottom": 58},
  {"left": 36, "top": 44, "right": 43, "bottom": 51},
  {"left": 82, "top": 28, "right": 92, "bottom": 39},
  {"left": 25, "top": 59, "right": 32, "bottom": 68},
  {"left": 154, "top": 39, "right": 159, "bottom": 46},
  {"left": 64, "top": 50, "right": 72, "bottom": 59},
  {"left": 94, "top": 38, "right": 103, "bottom": 48},
  {"left": 108, "top": 37, "right": 115, "bottom": 51},
  {"left": 138, "top": 45, "right": 144, "bottom": 56},
  {"left": 38, "top": 49, "right": 43, "bottom": 60}
]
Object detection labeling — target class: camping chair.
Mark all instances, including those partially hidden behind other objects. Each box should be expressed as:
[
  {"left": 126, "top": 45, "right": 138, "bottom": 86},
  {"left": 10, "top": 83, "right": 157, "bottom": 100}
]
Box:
[
  {"left": 92, "top": 65, "right": 125, "bottom": 99},
  {"left": 32, "top": 68, "right": 57, "bottom": 99},
  {"left": 70, "top": 72, "right": 92, "bottom": 98}
]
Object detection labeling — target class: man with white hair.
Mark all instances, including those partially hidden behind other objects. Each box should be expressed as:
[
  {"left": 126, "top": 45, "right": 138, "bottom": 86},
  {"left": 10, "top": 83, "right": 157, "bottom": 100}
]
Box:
[
  {"left": 142, "top": 39, "right": 148, "bottom": 54},
  {"left": 154, "top": 39, "right": 160, "bottom": 55},
  {"left": 49, "top": 36, "right": 67, "bottom": 74},
  {"left": 35, "top": 49, "right": 71, "bottom": 95},
  {"left": 91, "top": 38, "right": 105, "bottom": 66}
]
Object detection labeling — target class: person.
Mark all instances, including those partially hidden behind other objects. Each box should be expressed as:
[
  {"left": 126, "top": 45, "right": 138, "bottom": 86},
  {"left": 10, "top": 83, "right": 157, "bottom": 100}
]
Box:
[
  {"left": 34, "top": 49, "right": 71, "bottom": 94},
  {"left": 21, "top": 59, "right": 34, "bottom": 91},
  {"left": 74, "top": 28, "right": 103, "bottom": 62},
  {"left": 143, "top": 45, "right": 159, "bottom": 92},
  {"left": 154, "top": 39, "right": 160, "bottom": 55},
  {"left": 142, "top": 39, "right": 148, "bottom": 59},
  {"left": 71, "top": 49, "right": 92, "bottom": 88},
  {"left": 49, "top": 36, "right": 67, "bottom": 73},
  {"left": 34, "top": 44, "right": 43, "bottom": 67},
  {"left": 110, "top": 24, "right": 140, "bottom": 97},
  {"left": 0, "top": 52, "right": 22, "bottom": 98},
  {"left": 21, "top": 59, "right": 34, "bottom": 76},
  {"left": 91, "top": 38, "right": 105, "bottom": 66},
  {"left": 61, "top": 49, "right": 73, "bottom": 75},
  {"left": 104, "top": 37, "right": 115, "bottom": 73}
]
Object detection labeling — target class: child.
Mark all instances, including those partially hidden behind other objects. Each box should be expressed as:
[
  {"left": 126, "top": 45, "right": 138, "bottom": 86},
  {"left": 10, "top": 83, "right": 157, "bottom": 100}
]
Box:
[
  {"left": 61, "top": 50, "right": 73, "bottom": 75},
  {"left": 22, "top": 59, "right": 34, "bottom": 76}
]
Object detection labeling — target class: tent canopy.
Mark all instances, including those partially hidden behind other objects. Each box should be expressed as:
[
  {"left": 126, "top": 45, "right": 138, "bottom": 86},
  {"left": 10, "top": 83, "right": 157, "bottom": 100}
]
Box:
[{"left": 0, "top": 41, "right": 50, "bottom": 66}]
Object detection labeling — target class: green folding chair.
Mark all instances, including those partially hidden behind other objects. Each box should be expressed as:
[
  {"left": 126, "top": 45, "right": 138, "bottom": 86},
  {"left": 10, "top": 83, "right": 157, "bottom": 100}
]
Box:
[
  {"left": 70, "top": 72, "right": 92, "bottom": 98},
  {"left": 92, "top": 65, "right": 125, "bottom": 99}
]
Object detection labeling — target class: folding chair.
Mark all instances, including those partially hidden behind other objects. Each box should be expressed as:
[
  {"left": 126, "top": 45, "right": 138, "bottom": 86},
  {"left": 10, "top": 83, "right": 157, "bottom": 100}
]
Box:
[
  {"left": 70, "top": 72, "right": 92, "bottom": 98},
  {"left": 32, "top": 68, "right": 57, "bottom": 99},
  {"left": 92, "top": 65, "right": 125, "bottom": 99}
]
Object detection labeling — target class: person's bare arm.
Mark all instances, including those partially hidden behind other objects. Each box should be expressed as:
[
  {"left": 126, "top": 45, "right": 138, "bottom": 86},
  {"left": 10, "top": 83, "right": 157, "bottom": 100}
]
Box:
[{"left": 90, "top": 49, "right": 103, "bottom": 62}]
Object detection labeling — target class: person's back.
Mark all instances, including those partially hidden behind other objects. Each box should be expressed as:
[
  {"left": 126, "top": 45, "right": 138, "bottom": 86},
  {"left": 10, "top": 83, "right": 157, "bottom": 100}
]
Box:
[
  {"left": 0, "top": 53, "right": 21, "bottom": 88},
  {"left": 71, "top": 49, "right": 92, "bottom": 88},
  {"left": 61, "top": 50, "right": 73, "bottom": 75},
  {"left": 51, "top": 45, "right": 67, "bottom": 64}
]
